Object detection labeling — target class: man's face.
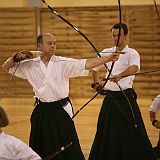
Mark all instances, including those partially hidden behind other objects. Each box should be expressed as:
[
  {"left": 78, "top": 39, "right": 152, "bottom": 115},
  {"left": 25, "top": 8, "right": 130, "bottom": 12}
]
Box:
[
  {"left": 111, "top": 28, "right": 127, "bottom": 47},
  {"left": 38, "top": 35, "right": 56, "bottom": 56}
]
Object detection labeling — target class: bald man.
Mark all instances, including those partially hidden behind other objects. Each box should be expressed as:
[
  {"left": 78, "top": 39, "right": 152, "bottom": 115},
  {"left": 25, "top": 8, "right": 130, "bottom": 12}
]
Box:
[{"left": 2, "top": 33, "right": 119, "bottom": 159}]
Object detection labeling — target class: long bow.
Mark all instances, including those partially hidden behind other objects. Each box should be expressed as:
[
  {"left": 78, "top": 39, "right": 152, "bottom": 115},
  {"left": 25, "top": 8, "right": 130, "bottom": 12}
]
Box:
[
  {"left": 72, "top": 0, "right": 122, "bottom": 118},
  {"left": 40, "top": 0, "right": 157, "bottom": 159},
  {"left": 109, "top": 1, "right": 138, "bottom": 126},
  {"left": 41, "top": 0, "right": 119, "bottom": 116},
  {"left": 41, "top": 0, "right": 137, "bottom": 127}
]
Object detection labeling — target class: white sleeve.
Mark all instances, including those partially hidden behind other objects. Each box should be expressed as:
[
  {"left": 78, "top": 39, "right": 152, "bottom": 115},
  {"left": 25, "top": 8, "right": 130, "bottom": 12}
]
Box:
[
  {"left": 93, "top": 64, "right": 104, "bottom": 72},
  {"left": 93, "top": 49, "right": 112, "bottom": 72},
  {"left": 129, "top": 49, "right": 140, "bottom": 70},
  {"left": 62, "top": 58, "right": 89, "bottom": 78},
  {"left": 149, "top": 94, "right": 160, "bottom": 113},
  {"left": 9, "top": 63, "right": 27, "bottom": 79},
  {"left": 14, "top": 138, "right": 41, "bottom": 160}
]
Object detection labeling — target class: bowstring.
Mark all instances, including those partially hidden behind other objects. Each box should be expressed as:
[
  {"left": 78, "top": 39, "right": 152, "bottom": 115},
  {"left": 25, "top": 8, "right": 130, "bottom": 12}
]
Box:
[
  {"left": 0, "top": 63, "right": 20, "bottom": 101},
  {"left": 41, "top": 0, "right": 137, "bottom": 127}
]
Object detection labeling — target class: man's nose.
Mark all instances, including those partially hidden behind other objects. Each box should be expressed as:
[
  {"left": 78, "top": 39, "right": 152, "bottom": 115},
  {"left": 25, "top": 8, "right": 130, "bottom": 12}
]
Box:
[{"left": 115, "top": 35, "right": 119, "bottom": 39}]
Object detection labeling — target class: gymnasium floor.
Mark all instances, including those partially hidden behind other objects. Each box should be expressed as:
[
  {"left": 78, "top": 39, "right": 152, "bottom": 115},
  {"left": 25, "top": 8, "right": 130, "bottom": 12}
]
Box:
[{"left": 1, "top": 97, "right": 159, "bottom": 159}]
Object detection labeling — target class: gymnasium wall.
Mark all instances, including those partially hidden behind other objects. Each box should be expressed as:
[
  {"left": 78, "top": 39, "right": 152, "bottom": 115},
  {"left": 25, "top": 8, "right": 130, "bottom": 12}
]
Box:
[
  {"left": 0, "top": 0, "right": 158, "bottom": 7},
  {"left": 0, "top": 5, "right": 159, "bottom": 99}
]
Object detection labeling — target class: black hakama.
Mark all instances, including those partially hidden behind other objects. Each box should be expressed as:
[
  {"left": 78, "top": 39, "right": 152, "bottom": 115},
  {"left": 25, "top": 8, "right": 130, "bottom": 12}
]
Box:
[
  {"left": 89, "top": 88, "right": 156, "bottom": 160},
  {"left": 29, "top": 99, "right": 85, "bottom": 160}
]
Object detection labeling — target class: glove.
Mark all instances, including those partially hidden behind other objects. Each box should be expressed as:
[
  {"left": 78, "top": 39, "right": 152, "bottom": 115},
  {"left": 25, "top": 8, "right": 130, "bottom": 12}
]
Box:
[
  {"left": 91, "top": 82, "right": 106, "bottom": 95},
  {"left": 12, "top": 50, "right": 33, "bottom": 62}
]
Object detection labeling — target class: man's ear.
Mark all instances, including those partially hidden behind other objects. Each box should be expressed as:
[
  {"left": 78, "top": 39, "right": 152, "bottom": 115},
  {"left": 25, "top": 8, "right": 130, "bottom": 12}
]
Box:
[
  {"left": 125, "top": 34, "right": 128, "bottom": 38},
  {"left": 37, "top": 43, "right": 42, "bottom": 48}
]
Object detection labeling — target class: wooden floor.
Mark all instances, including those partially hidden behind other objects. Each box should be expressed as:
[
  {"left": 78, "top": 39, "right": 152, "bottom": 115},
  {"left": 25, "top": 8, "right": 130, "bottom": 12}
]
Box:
[{"left": 1, "top": 97, "right": 160, "bottom": 159}]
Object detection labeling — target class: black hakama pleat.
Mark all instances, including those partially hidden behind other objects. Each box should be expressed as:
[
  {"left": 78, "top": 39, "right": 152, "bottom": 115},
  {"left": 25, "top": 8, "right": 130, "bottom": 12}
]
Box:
[
  {"left": 89, "top": 88, "right": 156, "bottom": 160},
  {"left": 29, "top": 101, "right": 85, "bottom": 160}
]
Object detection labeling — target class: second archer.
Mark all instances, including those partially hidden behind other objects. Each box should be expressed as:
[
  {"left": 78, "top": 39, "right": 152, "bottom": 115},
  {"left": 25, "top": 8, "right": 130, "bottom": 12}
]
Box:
[{"left": 89, "top": 23, "right": 156, "bottom": 160}]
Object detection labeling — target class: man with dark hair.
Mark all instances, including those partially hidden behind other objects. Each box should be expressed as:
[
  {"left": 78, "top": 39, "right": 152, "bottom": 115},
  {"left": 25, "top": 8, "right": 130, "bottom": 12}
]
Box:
[
  {"left": 111, "top": 23, "right": 128, "bottom": 35},
  {"left": 0, "top": 106, "right": 41, "bottom": 160},
  {"left": 2, "top": 33, "right": 119, "bottom": 160},
  {"left": 89, "top": 23, "right": 156, "bottom": 160}
]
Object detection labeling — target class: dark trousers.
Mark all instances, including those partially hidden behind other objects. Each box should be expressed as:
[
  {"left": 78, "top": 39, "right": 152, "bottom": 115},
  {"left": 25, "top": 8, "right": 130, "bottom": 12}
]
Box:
[
  {"left": 89, "top": 88, "right": 156, "bottom": 160},
  {"left": 29, "top": 98, "right": 84, "bottom": 160}
]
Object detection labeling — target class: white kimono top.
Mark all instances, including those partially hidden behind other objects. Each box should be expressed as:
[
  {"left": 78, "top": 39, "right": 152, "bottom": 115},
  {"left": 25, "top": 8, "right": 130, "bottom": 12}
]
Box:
[
  {"left": 9, "top": 56, "right": 89, "bottom": 117},
  {"left": 0, "top": 131, "right": 41, "bottom": 160},
  {"left": 149, "top": 94, "right": 160, "bottom": 113},
  {"left": 93, "top": 45, "right": 140, "bottom": 91}
]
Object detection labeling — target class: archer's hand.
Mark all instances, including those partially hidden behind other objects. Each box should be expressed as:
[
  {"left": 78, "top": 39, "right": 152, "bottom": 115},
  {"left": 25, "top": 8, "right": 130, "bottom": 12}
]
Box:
[
  {"left": 91, "top": 82, "right": 106, "bottom": 95},
  {"left": 12, "top": 50, "right": 33, "bottom": 62},
  {"left": 110, "top": 52, "right": 119, "bottom": 61},
  {"left": 110, "top": 74, "right": 121, "bottom": 83}
]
